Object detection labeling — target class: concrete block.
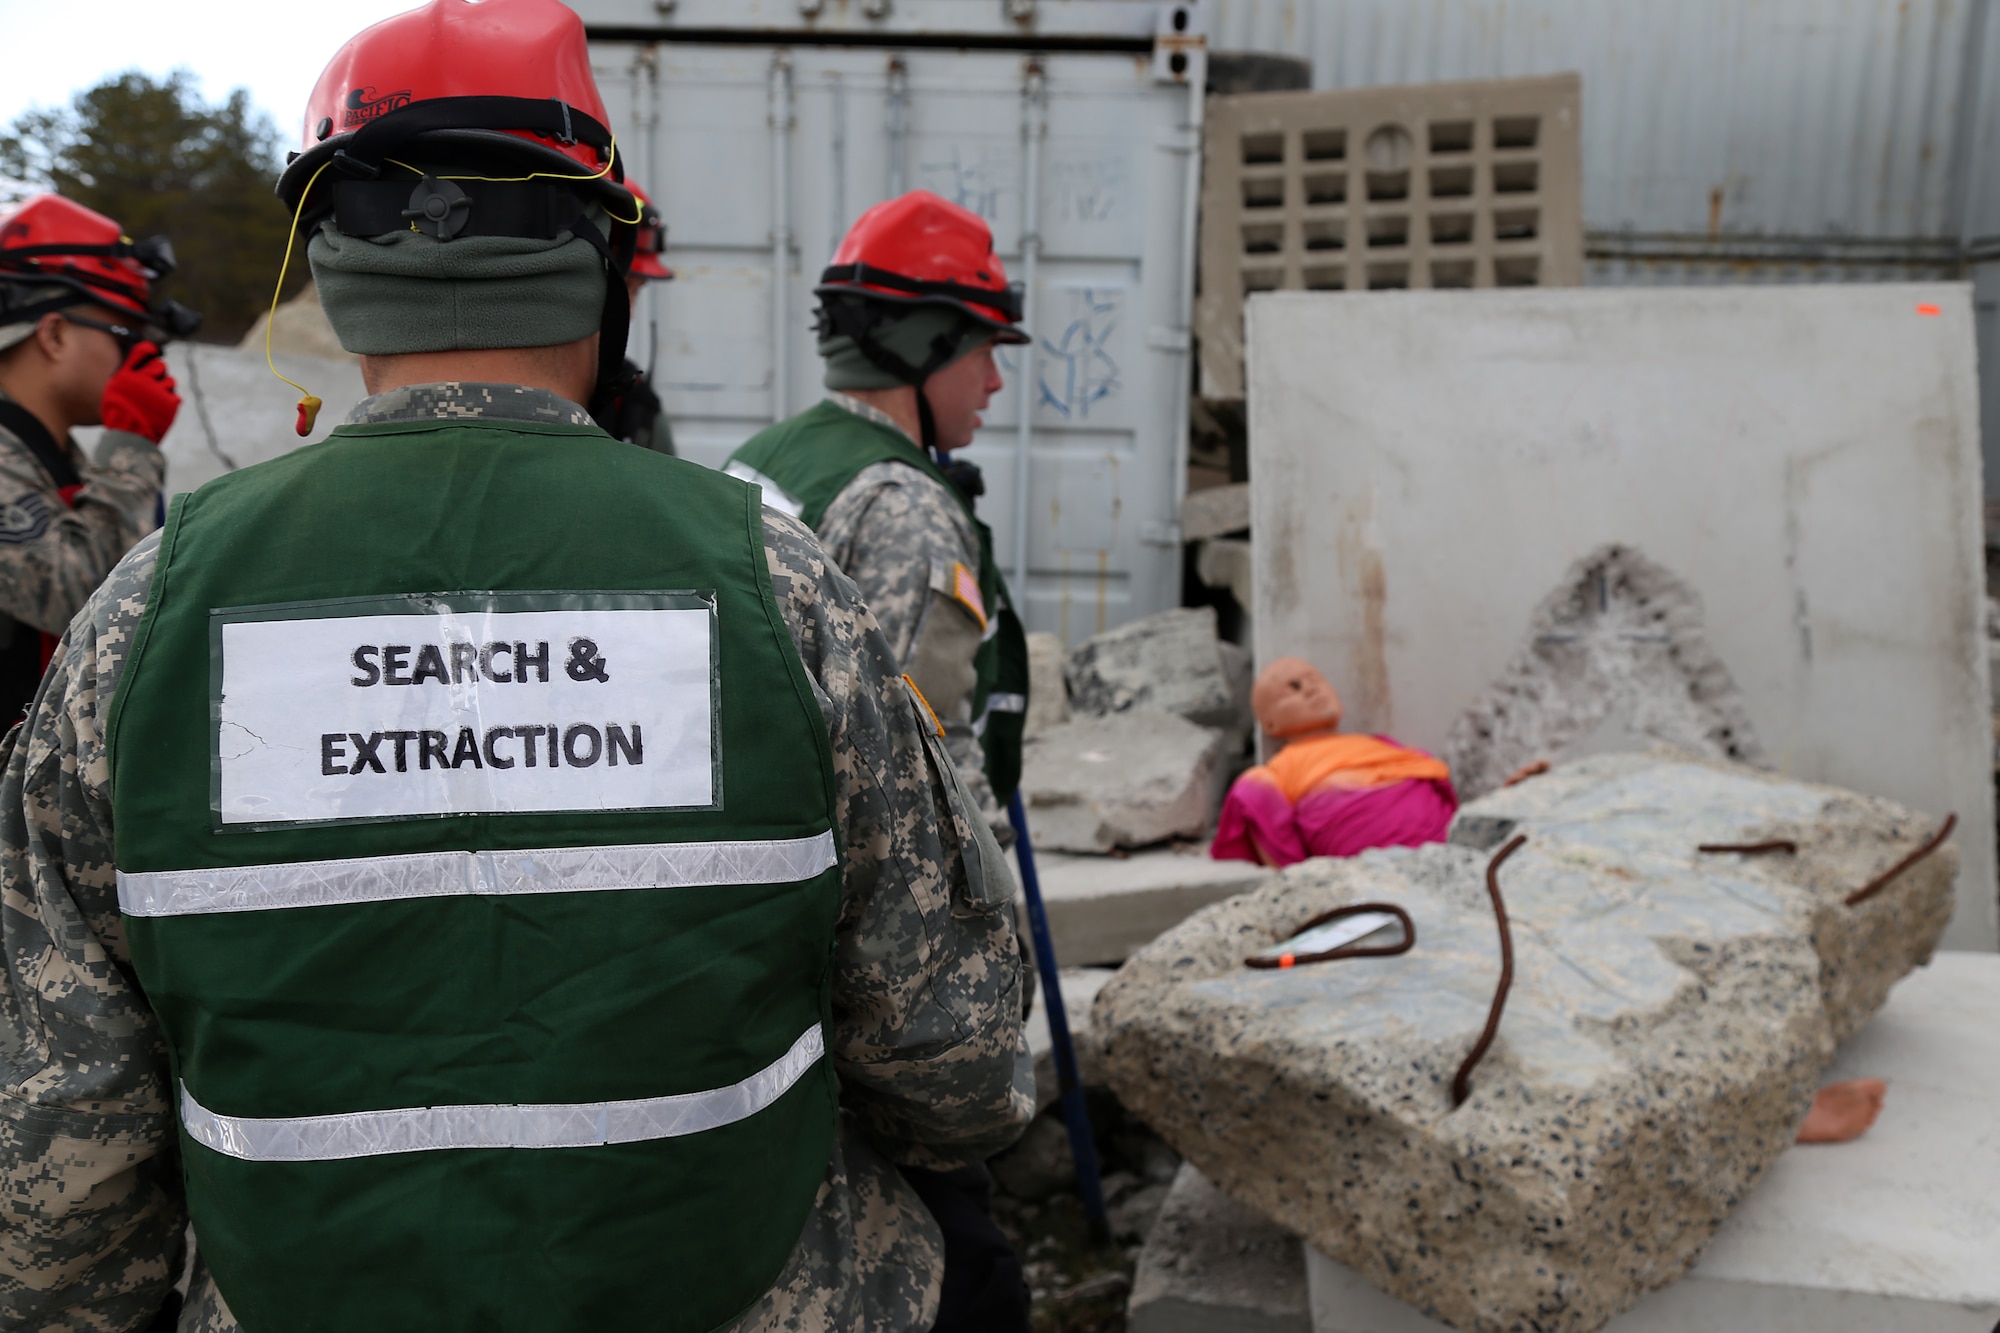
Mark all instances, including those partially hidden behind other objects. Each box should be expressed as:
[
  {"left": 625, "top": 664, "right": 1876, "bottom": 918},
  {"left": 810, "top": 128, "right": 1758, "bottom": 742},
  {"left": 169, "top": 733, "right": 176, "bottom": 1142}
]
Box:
[
  {"left": 1198, "top": 74, "right": 1583, "bottom": 398},
  {"left": 1184, "top": 481, "right": 1252, "bottom": 541},
  {"left": 1445, "top": 545, "right": 1765, "bottom": 800},
  {"left": 1096, "top": 752, "right": 1955, "bottom": 1333},
  {"left": 1130, "top": 1164, "right": 1311, "bottom": 1333},
  {"left": 1021, "top": 710, "right": 1229, "bottom": 854},
  {"left": 1025, "top": 967, "right": 1117, "bottom": 1113},
  {"left": 1026, "top": 631, "right": 1073, "bottom": 740},
  {"left": 1249, "top": 284, "right": 1995, "bottom": 949},
  {"left": 152, "top": 341, "right": 367, "bottom": 499},
  {"left": 1033, "top": 844, "right": 1272, "bottom": 967},
  {"left": 1068, "top": 607, "right": 1245, "bottom": 733},
  {"left": 1305, "top": 952, "right": 2000, "bottom": 1331},
  {"left": 1198, "top": 538, "right": 1256, "bottom": 611}
]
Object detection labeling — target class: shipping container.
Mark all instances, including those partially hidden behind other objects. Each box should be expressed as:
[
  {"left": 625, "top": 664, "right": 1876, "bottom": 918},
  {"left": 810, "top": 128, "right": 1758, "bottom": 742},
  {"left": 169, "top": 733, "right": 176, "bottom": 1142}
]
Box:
[{"left": 583, "top": 1, "right": 1208, "bottom": 641}]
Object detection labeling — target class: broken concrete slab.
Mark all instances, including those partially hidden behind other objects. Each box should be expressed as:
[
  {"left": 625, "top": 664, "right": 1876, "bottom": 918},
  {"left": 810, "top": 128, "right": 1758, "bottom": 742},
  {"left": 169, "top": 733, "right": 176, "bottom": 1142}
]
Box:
[
  {"left": 1095, "top": 752, "right": 1955, "bottom": 1333},
  {"left": 1020, "top": 710, "right": 1229, "bottom": 854},
  {"left": 145, "top": 342, "right": 367, "bottom": 498},
  {"left": 1184, "top": 482, "right": 1252, "bottom": 542},
  {"left": 1130, "top": 1163, "right": 1311, "bottom": 1333},
  {"left": 1304, "top": 951, "right": 2000, "bottom": 1332},
  {"left": 1198, "top": 538, "right": 1255, "bottom": 613},
  {"left": 1033, "top": 846, "right": 1274, "bottom": 966},
  {"left": 1444, "top": 546, "right": 1765, "bottom": 801},
  {"left": 1026, "top": 631, "right": 1073, "bottom": 740},
  {"left": 1067, "top": 607, "right": 1249, "bottom": 739},
  {"left": 1027, "top": 967, "right": 1117, "bottom": 1113}
]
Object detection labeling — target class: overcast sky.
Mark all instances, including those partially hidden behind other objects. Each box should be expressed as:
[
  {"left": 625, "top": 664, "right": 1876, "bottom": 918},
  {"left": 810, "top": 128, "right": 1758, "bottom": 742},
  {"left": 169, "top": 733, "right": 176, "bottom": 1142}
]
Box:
[{"left": 0, "top": 0, "right": 428, "bottom": 143}]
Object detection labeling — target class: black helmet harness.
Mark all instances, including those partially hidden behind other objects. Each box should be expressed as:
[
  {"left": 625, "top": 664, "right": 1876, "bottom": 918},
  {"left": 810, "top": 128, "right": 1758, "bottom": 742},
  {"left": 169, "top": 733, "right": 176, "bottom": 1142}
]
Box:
[{"left": 279, "top": 96, "right": 639, "bottom": 422}]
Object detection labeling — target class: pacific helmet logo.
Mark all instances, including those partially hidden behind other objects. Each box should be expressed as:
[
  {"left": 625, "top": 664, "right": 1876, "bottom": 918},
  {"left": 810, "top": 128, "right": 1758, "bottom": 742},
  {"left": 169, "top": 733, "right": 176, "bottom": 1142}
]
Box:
[{"left": 343, "top": 86, "right": 414, "bottom": 128}]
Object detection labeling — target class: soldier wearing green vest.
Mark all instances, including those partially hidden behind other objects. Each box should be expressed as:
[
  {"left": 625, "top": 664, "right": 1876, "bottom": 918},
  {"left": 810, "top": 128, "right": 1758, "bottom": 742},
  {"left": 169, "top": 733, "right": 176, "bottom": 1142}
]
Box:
[
  {"left": 726, "top": 192, "right": 1033, "bottom": 839},
  {"left": 0, "top": 4, "right": 1031, "bottom": 1332}
]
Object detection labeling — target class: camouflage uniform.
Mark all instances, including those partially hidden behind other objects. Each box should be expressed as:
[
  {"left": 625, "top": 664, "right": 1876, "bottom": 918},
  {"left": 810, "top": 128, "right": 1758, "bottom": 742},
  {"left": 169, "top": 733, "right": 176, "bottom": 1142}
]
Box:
[
  {"left": 815, "top": 392, "right": 1003, "bottom": 834},
  {"left": 0, "top": 384, "right": 1032, "bottom": 1333},
  {"left": 0, "top": 386, "right": 163, "bottom": 711}
]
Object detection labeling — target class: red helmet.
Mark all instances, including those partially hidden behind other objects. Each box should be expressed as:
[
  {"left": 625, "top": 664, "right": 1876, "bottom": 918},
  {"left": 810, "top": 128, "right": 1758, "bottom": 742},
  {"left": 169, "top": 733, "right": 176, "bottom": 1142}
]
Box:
[
  {"left": 817, "top": 191, "right": 1028, "bottom": 342},
  {"left": 629, "top": 183, "right": 674, "bottom": 282},
  {"left": 0, "top": 194, "right": 199, "bottom": 339},
  {"left": 276, "top": 0, "right": 633, "bottom": 222}
]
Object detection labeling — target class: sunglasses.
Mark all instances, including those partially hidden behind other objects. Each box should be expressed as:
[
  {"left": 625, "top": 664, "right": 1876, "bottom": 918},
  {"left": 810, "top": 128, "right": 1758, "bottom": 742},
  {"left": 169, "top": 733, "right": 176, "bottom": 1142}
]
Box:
[{"left": 61, "top": 312, "right": 146, "bottom": 355}]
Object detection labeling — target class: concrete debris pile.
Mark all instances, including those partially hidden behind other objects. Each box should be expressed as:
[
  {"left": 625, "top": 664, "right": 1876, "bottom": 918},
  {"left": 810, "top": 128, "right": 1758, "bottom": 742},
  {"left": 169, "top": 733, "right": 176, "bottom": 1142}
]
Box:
[
  {"left": 1095, "top": 752, "right": 1955, "bottom": 1333},
  {"left": 1445, "top": 545, "right": 1765, "bottom": 800},
  {"left": 157, "top": 284, "right": 366, "bottom": 497},
  {"left": 1020, "top": 608, "right": 1252, "bottom": 853},
  {"left": 1064, "top": 606, "right": 1253, "bottom": 747}
]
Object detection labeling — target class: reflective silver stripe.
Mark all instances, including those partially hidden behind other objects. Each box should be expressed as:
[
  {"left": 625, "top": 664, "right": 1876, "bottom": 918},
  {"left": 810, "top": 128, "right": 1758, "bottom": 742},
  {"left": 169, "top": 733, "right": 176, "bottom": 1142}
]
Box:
[
  {"left": 180, "top": 1024, "right": 824, "bottom": 1162},
  {"left": 723, "top": 460, "right": 804, "bottom": 518},
  {"left": 118, "top": 832, "right": 836, "bottom": 918},
  {"left": 985, "top": 692, "right": 1027, "bottom": 715}
]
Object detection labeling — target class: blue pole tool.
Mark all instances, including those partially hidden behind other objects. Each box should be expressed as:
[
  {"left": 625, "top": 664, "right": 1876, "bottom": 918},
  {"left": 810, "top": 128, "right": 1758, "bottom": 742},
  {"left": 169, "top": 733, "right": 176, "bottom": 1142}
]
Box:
[{"left": 1007, "top": 789, "right": 1111, "bottom": 1243}]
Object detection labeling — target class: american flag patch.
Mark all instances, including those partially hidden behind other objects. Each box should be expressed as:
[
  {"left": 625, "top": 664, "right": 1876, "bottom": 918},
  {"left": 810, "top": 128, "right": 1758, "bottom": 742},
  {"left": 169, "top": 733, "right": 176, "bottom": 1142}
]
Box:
[{"left": 950, "top": 563, "right": 987, "bottom": 630}]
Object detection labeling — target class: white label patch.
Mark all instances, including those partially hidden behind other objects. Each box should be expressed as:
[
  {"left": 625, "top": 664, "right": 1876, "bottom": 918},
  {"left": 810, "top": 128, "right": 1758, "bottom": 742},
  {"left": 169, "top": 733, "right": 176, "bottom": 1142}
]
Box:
[{"left": 217, "top": 603, "right": 715, "bottom": 826}]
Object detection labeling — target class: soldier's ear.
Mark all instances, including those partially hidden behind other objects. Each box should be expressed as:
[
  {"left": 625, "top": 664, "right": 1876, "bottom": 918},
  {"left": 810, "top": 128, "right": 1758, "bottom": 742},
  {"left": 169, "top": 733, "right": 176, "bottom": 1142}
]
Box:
[{"left": 33, "top": 313, "right": 68, "bottom": 362}]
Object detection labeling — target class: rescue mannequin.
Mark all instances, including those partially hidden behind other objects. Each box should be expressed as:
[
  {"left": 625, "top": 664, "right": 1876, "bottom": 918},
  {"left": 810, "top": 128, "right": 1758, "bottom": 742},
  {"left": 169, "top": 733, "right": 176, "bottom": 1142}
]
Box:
[
  {"left": 0, "top": 5, "right": 1030, "bottom": 1331},
  {"left": 1213, "top": 656, "right": 1459, "bottom": 868}
]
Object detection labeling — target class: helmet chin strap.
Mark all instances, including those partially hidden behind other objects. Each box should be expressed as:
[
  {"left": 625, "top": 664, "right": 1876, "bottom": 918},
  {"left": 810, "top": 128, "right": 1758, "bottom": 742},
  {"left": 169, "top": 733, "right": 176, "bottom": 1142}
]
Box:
[{"left": 914, "top": 383, "right": 939, "bottom": 454}]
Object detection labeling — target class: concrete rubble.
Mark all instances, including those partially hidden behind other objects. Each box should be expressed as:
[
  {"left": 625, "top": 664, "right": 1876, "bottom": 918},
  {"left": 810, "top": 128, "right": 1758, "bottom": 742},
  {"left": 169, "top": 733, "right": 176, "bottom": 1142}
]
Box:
[
  {"left": 1094, "top": 751, "right": 1955, "bottom": 1333},
  {"left": 1183, "top": 482, "right": 1251, "bottom": 543},
  {"left": 1034, "top": 846, "right": 1273, "bottom": 966},
  {"left": 1065, "top": 606, "right": 1253, "bottom": 744},
  {"left": 1019, "top": 709, "right": 1229, "bottom": 853},
  {"left": 1025, "top": 631, "right": 1073, "bottom": 740},
  {"left": 152, "top": 285, "right": 365, "bottom": 498},
  {"left": 1444, "top": 546, "right": 1766, "bottom": 801},
  {"left": 1129, "top": 1164, "right": 1311, "bottom": 1333},
  {"left": 1025, "top": 967, "right": 1116, "bottom": 1112},
  {"left": 1306, "top": 951, "right": 2000, "bottom": 1331},
  {"left": 1017, "top": 608, "right": 1253, "bottom": 852}
]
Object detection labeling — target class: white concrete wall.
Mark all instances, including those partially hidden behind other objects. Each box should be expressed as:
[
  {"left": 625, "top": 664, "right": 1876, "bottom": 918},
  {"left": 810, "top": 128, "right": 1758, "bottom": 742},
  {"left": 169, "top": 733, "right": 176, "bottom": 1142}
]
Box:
[{"left": 1248, "top": 285, "right": 1996, "bottom": 950}]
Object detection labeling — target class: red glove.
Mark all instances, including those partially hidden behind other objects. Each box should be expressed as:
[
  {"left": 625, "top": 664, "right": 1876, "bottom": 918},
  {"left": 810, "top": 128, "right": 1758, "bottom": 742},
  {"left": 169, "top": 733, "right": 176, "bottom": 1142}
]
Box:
[{"left": 99, "top": 341, "right": 180, "bottom": 444}]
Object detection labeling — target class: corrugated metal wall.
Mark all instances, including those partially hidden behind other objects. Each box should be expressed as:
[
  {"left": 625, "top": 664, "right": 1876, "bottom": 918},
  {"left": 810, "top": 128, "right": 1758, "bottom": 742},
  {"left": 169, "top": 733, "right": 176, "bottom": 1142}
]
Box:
[{"left": 1208, "top": 0, "right": 2000, "bottom": 277}]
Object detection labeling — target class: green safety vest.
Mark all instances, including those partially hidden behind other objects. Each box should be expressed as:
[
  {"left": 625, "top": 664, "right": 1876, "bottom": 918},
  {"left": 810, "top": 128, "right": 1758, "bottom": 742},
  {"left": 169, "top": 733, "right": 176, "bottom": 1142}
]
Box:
[
  {"left": 105, "top": 420, "right": 840, "bottom": 1332},
  {"left": 728, "top": 400, "right": 1029, "bottom": 801}
]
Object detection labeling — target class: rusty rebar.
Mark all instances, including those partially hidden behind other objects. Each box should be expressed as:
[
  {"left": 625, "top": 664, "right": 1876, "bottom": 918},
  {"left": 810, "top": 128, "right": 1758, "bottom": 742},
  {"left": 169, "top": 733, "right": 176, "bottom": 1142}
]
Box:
[
  {"left": 1843, "top": 814, "right": 1957, "bottom": 908},
  {"left": 1697, "top": 839, "right": 1798, "bottom": 856},
  {"left": 1243, "top": 902, "right": 1416, "bottom": 970},
  {"left": 1452, "top": 834, "right": 1525, "bottom": 1109}
]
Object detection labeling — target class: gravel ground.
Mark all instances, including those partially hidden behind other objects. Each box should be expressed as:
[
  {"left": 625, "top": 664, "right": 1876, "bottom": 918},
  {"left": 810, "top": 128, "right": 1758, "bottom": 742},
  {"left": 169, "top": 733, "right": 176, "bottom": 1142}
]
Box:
[{"left": 989, "top": 1091, "right": 1181, "bottom": 1333}]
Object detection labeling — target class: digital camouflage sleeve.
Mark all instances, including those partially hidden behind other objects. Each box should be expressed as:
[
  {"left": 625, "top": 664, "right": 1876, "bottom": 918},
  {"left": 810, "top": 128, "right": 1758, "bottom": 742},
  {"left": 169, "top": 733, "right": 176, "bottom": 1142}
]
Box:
[
  {"left": 0, "top": 388, "right": 164, "bottom": 636},
  {"left": 817, "top": 459, "right": 1005, "bottom": 836},
  {"left": 0, "top": 387, "right": 1032, "bottom": 1333}
]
